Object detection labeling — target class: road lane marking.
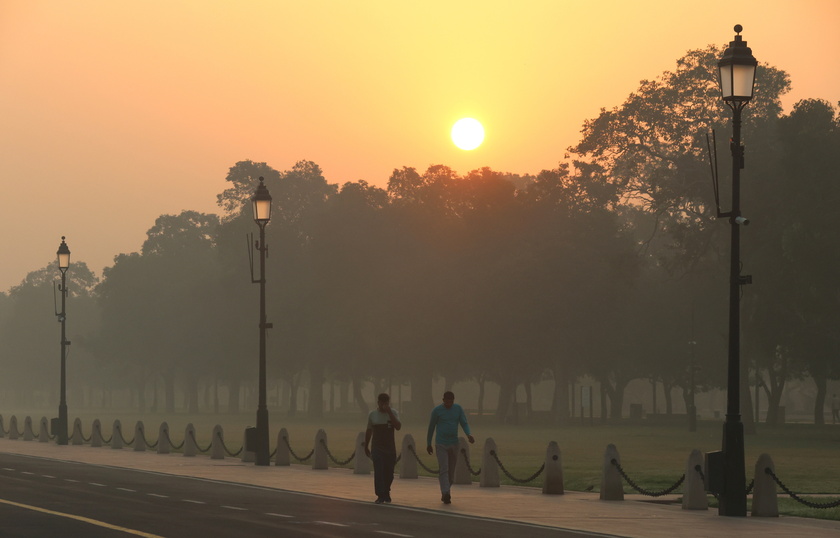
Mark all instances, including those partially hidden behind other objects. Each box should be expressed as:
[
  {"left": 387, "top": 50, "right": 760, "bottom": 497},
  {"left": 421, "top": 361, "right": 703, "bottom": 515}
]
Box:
[
  {"left": 221, "top": 505, "right": 247, "bottom": 511},
  {"left": 266, "top": 513, "right": 293, "bottom": 518},
  {"left": 0, "top": 497, "right": 165, "bottom": 538},
  {"left": 41, "top": 475, "right": 56, "bottom": 479},
  {"left": 1, "top": 468, "right": 15, "bottom": 471},
  {"left": 147, "top": 493, "right": 168, "bottom": 498},
  {"left": 88, "top": 482, "right": 107, "bottom": 487},
  {"left": 315, "top": 521, "right": 348, "bottom": 527},
  {"left": 182, "top": 499, "right": 205, "bottom": 504},
  {"left": 376, "top": 532, "right": 414, "bottom": 538},
  {"left": 64, "top": 479, "right": 80, "bottom": 483},
  {"left": 21, "top": 471, "right": 34, "bottom": 475},
  {"left": 117, "top": 488, "right": 136, "bottom": 493}
]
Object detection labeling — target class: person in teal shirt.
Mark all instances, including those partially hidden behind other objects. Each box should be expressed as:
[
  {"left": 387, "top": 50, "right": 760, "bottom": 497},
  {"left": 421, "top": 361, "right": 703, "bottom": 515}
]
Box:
[{"left": 426, "top": 391, "right": 475, "bottom": 504}]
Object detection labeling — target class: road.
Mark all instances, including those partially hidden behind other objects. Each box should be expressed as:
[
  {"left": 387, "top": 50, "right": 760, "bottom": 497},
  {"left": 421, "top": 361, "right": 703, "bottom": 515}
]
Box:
[{"left": 0, "top": 453, "right": 605, "bottom": 537}]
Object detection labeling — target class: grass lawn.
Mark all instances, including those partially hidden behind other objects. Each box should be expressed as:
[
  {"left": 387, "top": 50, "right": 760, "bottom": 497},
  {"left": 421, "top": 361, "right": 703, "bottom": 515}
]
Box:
[{"left": 5, "top": 409, "right": 839, "bottom": 520}]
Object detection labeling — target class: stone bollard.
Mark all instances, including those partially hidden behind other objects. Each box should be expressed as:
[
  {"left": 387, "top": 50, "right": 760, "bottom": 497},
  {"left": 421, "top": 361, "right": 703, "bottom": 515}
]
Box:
[
  {"left": 9, "top": 416, "right": 19, "bottom": 440},
  {"left": 399, "top": 434, "right": 418, "bottom": 479},
  {"left": 275, "top": 428, "right": 290, "bottom": 466},
  {"left": 157, "top": 422, "right": 171, "bottom": 454},
  {"left": 751, "top": 453, "right": 779, "bottom": 517},
  {"left": 600, "top": 444, "right": 624, "bottom": 501},
  {"left": 41, "top": 417, "right": 52, "bottom": 444},
  {"left": 542, "top": 441, "right": 564, "bottom": 494},
  {"left": 71, "top": 418, "right": 84, "bottom": 445},
  {"left": 91, "top": 419, "right": 104, "bottom": 447},
  {"left": 312, "top": 429, "right": 328, "bottom": 470},
  {"left": 134, "top": 421, "right": 146, "bottom": 452},
  {"left": 453, "top": 437, "right": 472, "bottom": 485},
  {"left": 111, "top": 420, "right": 124, "bottom": 449},
  {"left": 241, "top": 428, "right": 255, "bottom": 463},
  {"left": 682, "top": 449, "right": 708, "bottom": 510},
  {"left": 480, "top": 438, "right": 500, "bottom": 487},
  {"left": 183, "top": 423, "right": 198, "bottom": 457},
  {"left": 353, "top": 431, "right": 370, "bottom": 475},
  {"left": 24, "top": 416, "right": 34, "bottom": 441},
  {"left": 211, "top": 425, "right": 225, "bottom": 460}
]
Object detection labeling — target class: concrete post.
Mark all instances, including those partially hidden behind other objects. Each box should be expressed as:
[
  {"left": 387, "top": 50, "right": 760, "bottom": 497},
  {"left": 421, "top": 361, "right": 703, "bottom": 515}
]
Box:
[
  {"left": 183, "top": 423, "right": 198, "bottom": 457},
  {"left": 353, "top": 431, "right": 370, "bottom": 475},
  {"left": 91, "top": 419, "right": 104, "bottom": 447},
  {"left": 134, "top": 421, "right": 146, "bottom": 452},
  {"left": 41, "top": 417, "right": 52, "bottom": 443},
  {"left": 751, "top": 453, "right": 778, "bottom": 517},
  {"left": 454, "top": 437, "right": 472, "bottom": 485},
  {"left": 600, "top": 444, "right": 624, "bottom": 500},
  {"left": 275, "top": 428, "right": 290, "bottom": 466},
  {"left": 542, "top": 441, "right": 564, "bottom": 494},
  {"left": 71, "top": 418, "right": 84, "bottom": 445},
  {"left": 399, "top": 434, "right": 418, "bottom": 479},
  {"left": 682, "top": 449, "right": 708, "bottom": 510},
  {"left": 24, "top": 416, "right": 34, "bottom": 440},
  {"left": 211, "top": 425, "right": 225, "bottom": 460},
  {"left": 312, "top": 429, "right": 328, "bottom": 469},
  {"left": 157, "top": 422, "right": 171, "bottom": 454},
  {"left": 9, "top": 416, "right": 18, "bottom": 440},
  {"left": 241, "top": 427, "right": 255, "bottom": 462},
  {"left": 480, "top": 438, "right": 500, "bottom": 487},
  {"left": 111, "top": 420, "right": 123, "bottom": 449}
]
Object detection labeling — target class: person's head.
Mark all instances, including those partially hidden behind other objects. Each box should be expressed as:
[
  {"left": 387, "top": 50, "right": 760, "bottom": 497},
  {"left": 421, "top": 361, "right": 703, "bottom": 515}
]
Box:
[
  {"left": 377, "top": 393, "right": 390, "bottom": 410},
  {"left": 442, "top": 391, "right": 455, "bottom": 409}
]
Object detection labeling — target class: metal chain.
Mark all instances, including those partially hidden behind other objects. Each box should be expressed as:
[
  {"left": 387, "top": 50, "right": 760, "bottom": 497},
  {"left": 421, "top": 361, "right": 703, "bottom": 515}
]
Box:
[
  {"left": 460, "top": 448, "right": 481, "bottom": 476},
  {"left": 165, "top": 429, "right": 184, "bottom": 451},
  {"left": 611, "top": 459, "right": 684, "bottom": 497},
  {"left": 693, "top": 464, "right": 720, "bottom": 500},
  {"left": 217, "top": 431, "right": 243, "bottom": 457},
  {"left": 766, "top": 468, "right": 840, "bottom": 509},
  {"left": 745, "top": 478, "right": 755, "bottom": 495},
  {"left": 282, "top": 435, "right": 314, "bottom": 462},
  {"left": 407, "top": 444, "right": 440, "bottom": 474},
  {"left": 319, "top": 438, "right": 355, "bottom": 466},
  {"left": 189, "top": 429, "right": 211, "bottom": 453},
  {"left": 117, "top": 425, "right": 135, "bottom": 447},
  {"left": 490, "top": 450, "right": 544, "bottom": 484}
]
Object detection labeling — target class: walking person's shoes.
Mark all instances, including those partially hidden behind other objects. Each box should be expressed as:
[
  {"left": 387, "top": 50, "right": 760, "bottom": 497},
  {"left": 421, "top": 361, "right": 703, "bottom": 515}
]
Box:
[
  {"left": 384, "top": 494, "right": 392, "bottom": 503},
  {"left": 442, "top": 493, "right": 451, "bottom": 504},
  {"left": 375, "top": 497, "right": 384, "bottom": 504}
]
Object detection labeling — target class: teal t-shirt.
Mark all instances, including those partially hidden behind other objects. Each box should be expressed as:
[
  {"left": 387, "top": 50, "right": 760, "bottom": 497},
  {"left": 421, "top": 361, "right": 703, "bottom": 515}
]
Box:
[{"left": 427, "top": 403, "right": 471, "bottom": 447}]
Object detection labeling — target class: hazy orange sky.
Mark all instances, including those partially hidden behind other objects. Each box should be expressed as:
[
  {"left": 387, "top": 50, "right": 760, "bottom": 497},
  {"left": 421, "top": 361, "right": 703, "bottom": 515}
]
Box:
[{"left": 1, "top": 1, "right": 838, "bottom": 292}]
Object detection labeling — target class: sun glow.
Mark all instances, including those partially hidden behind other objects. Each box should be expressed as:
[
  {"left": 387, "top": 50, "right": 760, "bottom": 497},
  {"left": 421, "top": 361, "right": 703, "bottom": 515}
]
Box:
[{"left": 451, "top": 118, "right": 485, "bottom": 150}]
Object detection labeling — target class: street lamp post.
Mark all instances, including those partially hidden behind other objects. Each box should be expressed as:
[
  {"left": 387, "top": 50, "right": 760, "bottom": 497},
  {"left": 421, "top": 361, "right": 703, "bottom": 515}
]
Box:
[
  {"left": 250, "top": 177, "right": 273, "bottom": 466},
  {"left": 56, "top": 237, "right": 71, "bottom": 446},
  {"left": 716, "top": 24, "right": 757, "bottom": 517}
]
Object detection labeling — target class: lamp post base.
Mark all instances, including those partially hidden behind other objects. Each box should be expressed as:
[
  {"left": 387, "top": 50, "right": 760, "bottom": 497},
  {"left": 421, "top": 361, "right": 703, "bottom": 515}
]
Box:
[
  {"left": 255, "top": 407, "right": 270, "bottom": 466},
  {"left": 719, "top": 418, "right": 747, "bottom": 516},
  {"left": 57, "top": 403, "right": 68, "bottom": 446}
]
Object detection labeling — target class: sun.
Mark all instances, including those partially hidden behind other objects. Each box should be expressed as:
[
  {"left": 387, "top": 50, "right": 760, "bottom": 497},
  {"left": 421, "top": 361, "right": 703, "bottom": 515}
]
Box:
[{"left": 451, "top": 118, "right": 485, "bottom": 150}]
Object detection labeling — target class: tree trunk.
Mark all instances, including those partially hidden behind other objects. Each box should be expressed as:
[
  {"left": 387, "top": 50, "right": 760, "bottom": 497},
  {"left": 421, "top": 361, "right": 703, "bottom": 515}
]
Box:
[
  {"left": 812, "top": 373, "right": 827, "bottom": 425},
  {"left": 165, "top": 372, "right": 175, "bottom": 414},
  {"left": 351, "top": 375, "right": 368, "bottom": 415},
  {"left": 496, "top": 379, "right": 514, "bottom": 424},
  {"left": 411, "top": 371, "right": 434, "bottom": 414},
  {"left": 228, "top": 380, "right": 241, "bottom": 414},
  {"left": 663, "top": 380, "right": 673, "bottom": 415},
  {"left": 308, "top": 365, "right": 324, "bottom": 419},
  {"left": 477, "top": 375, "right": 486, "bottom": 416}
]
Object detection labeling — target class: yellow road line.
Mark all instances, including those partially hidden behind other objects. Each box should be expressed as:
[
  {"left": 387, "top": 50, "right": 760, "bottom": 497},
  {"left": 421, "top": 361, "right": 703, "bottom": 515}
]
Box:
[{"left": 0, "top": 497, "right": 165, "bottom": 538}]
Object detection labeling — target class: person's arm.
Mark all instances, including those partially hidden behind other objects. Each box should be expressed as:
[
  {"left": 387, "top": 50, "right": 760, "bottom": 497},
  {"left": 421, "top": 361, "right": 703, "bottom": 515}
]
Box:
[
  {"left": 459, "top": 405, "right": 475, "bottom": 444},
  {"left": 387, "top": 407, "right": 401, "bottom": 431},
  {"left": 426, "top": 408, "right": 437, "bottom": 454},
  {"left": 364, "top": 427, "right": 372, "bottom": 457}
]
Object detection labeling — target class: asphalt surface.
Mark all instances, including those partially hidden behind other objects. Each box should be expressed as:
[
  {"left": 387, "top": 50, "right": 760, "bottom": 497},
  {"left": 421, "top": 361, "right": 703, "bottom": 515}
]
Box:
[{"left": 1, "top": 436, "right": 839, "bottom": 537}]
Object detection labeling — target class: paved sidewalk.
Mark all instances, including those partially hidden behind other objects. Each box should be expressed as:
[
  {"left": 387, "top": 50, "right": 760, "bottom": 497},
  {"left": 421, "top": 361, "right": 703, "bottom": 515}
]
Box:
[{"left": 1, "top": 437, "right": 839, "bottom": 537}]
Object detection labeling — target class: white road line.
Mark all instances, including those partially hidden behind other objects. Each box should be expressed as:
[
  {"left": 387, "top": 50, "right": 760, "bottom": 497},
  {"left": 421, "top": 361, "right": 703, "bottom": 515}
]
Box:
[
  {"left": 1, "top": 468, "right": 15, "bottom": 471},
  {"left": 266, "top": 513, "right": 293, "bottom": 518},
  {"left": 21, "top": 471, "right": 34, "bottom": 475},
  {"left": 41, "top": 475, "right": 56, "bottom": 479},
  {"left": 64, "top": 479, "right": 79, "bottom": 483},
  {"left": 182, "top": 500, "right": 205, "bottom": 504},
  {"left": 315, "top": 521, "right": 348, "bottom": 527},
  {"left": 376, "top": 532, "right": 414, "bottom": 538},
  {"left": 117, "top": 488, "right": 136, "bottom": 493},
  {"left": 221, "top": 505, "right": 247, "bottom": 511},
  {"left": 147, "top": 493, "right": 168, "bottom": 498},
  {"left": 88, "top": 482, "right": 107, "bottom": 487}
]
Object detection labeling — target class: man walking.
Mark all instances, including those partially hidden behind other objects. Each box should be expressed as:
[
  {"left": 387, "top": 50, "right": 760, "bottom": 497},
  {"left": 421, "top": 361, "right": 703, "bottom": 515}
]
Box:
[
  {"left": 364, "top": 393, "right": 401, "bottom": 504},
  {"left": 426, "top": 391, "right": 474, "bottom": 504}
]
